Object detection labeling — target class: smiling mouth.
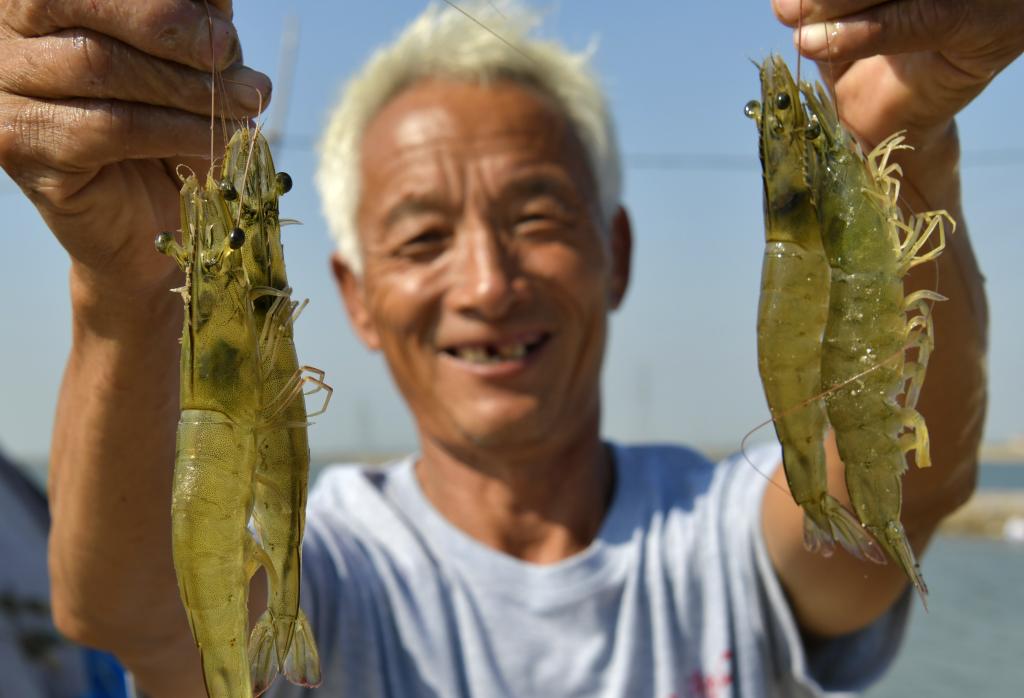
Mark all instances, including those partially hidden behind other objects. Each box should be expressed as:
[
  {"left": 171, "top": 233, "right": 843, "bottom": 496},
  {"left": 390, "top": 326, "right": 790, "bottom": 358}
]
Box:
[{"left": 442, "top": 333, "right": 550, "bottom": 366}]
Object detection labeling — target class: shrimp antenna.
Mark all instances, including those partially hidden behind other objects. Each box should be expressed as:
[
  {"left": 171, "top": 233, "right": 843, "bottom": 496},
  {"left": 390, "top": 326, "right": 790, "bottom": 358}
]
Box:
[
  {"left": 739, "top": 420, "right": 796, "bottom": 496},
  {"left": 739, "top": 324, "right": 931, "bottom": 494},
  {"left": 203, "top": 1, "right": 218, "bottom": 162},
  {"left": 202, "top": 1, "right": 247, "bottom": 166},
  {"left": 823, "top": 23, "right": 840, "bottom": 120},
  {"left": 795, "top": 0, "right": 803, "bottom": 86}
]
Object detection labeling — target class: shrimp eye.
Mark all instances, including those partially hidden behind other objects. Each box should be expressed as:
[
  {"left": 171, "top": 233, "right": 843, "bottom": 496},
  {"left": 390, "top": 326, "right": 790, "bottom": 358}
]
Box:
[
  {"left": 775, "top": 92, "right": 791, "bottom": 110},
  {"left": 155, "top": 231, "right": 175, "bottom": 254},
  {"left": 276, "top": 172, "right": 293, "bottom": 194},
  {"left": 743, "top": 100, "right": 761, "bottom": 119},
  {"left": 228, "top": 227, "right": 246, "bottom": 249},
  {"left": 805, "top": 119, "right": 821, "bottom": 140},
  {"left": 219, "top": 180, "right": 238, "bottom": 201}
]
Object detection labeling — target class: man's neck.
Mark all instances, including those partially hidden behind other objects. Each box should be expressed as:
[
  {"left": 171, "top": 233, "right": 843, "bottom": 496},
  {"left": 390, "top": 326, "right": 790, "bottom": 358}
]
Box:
[{"left": 414, "top": 419, "right": 614, "bottom": 564}]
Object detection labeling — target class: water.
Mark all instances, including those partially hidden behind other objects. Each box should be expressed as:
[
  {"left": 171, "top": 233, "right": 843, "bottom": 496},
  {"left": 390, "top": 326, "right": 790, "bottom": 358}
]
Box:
[{"left": 867, "top": 536, "right": 1024, "bottom": 697}]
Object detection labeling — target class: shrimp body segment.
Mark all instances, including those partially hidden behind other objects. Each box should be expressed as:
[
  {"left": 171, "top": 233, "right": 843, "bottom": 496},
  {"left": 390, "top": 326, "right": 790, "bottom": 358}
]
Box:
[
  {"left": 157, "top": 173, "right": 265, "bottom": 698},
  {"left": 749, "top": 56, "right": 881, "bottom": 563},
  {"left": 802, "top": 83, "right": 952, "bottom": 603},
  {"left": 221, "top": 127, "right": 325, "bottom": 693}
]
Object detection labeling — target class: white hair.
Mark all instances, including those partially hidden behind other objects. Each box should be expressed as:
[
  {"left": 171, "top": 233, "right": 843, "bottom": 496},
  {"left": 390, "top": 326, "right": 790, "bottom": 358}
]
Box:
[{"left": 315, "top": 0, "right": 622, "bottom": 274}]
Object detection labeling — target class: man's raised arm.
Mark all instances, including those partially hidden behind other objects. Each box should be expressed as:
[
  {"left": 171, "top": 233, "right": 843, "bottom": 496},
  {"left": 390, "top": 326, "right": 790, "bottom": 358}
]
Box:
[
  {"left": 0, "top": 1, "right": 269, "bottom": 693},
  {"left": 762, "top": 0, "right": 1021, "bottom": 637}
]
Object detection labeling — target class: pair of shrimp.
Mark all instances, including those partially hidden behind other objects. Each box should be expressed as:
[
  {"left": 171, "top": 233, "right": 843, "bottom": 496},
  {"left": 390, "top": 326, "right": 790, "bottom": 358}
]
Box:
[
  {"left": 749, "top": 56, "right": 882, "bottom": 563},
  {"left": 159, "top": 126, "right": 330, "bottom": 696},
  {"left": 749, "top": 56, "right": 952, "bottom": 603},
  {"left": 157, "top": 3, "right": 330, "bottom": 691}
]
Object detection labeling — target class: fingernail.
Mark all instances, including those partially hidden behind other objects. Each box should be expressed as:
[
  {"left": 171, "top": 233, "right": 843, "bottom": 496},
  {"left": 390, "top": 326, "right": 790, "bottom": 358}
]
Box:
[
  {"left": 774, "top": 0, "right": 801, "bottom": 24},
  {"left": 795, "top": 22, "right": 837, "bottom": 57},
  {"left": 196, "top": 15, "right": 239, "bottom": 69},
  {"left": 227, "top": 67, "right": 272, "bottom": 113}
]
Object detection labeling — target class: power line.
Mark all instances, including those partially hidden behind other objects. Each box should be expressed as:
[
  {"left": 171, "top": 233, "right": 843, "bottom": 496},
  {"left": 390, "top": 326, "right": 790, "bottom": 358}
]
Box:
[{"left": 272, "top": 136, "right": 1024, "bottom": 171}]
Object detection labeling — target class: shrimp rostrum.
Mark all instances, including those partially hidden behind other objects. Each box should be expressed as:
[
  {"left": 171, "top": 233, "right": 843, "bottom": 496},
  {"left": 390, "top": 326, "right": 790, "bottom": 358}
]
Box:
[
  {"left": 748, "top": 55, "right": 881, "bottom": 563},
  {"left": 801, "top": 81, "right": 953, "bottom": 603},
  {"left": 156, "top": 170, "right": 267, "bottom": 698}
]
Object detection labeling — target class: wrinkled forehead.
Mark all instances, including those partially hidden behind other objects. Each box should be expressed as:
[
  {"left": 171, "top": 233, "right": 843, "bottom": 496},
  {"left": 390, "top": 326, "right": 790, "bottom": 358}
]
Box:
[{"left": 357, "top": 78, "right": 595, "bottom": 191}]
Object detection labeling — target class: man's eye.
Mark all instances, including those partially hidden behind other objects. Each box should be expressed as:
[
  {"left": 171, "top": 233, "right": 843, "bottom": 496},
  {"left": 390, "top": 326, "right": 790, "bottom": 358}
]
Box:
[
  {"left": 514, "top": 212, "right": 565, "bottom": 235},
  {"left": 398, "top": 229, "right": 448, "bottom": 257},
  {"left": 519, "top": 214, "right": 548, "bottom": 224},
  {"left": 411, "top": 228, "right": 447, "bottom": 245}
]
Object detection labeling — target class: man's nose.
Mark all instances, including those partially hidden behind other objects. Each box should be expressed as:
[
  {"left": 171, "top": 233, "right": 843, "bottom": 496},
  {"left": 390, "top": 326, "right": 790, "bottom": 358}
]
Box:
[{"left": 448, "top": 223, "right": 518, "bottom": 318}]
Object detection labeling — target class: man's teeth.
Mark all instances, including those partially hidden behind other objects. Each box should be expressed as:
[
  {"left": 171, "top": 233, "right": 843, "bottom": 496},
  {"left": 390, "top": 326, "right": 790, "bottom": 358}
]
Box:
[
  {"left": 498, "top": 343, "right": 527, "bottom": 360},
  {"left": 454, "top": 342, "right": 528, "bottom": 364},
  {"left": 459, "top": 347, "right": 491, "bottom": 363}
]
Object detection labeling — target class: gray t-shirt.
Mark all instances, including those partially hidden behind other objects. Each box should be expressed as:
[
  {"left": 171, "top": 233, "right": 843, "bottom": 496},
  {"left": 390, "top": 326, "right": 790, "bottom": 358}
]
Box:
[{"left": 268, "top": 442, "right": 910, "bottom": 697}]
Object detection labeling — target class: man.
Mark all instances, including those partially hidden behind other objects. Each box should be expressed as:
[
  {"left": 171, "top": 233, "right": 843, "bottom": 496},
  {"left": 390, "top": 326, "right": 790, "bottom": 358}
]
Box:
[{"left": 0, "top": 0, "right": 1011, "bottom": 695}]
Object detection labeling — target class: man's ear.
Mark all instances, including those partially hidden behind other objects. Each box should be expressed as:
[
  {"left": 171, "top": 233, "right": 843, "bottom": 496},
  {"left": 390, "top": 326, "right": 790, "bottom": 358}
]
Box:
[
  {"left": 608, "top": 206, "right": 632, "bottom": 310},
  {"left": 331, "top": 252, "right": 381, "bottom": 351}
]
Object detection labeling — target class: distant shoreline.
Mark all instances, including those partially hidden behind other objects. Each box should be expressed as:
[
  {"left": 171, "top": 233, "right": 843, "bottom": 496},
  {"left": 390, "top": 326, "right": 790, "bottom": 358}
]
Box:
[
  {"left": 978, "top": 445, "right": 1024, "bottom": 464},
  {"left": 940, "top": 490, "right": 1024, "bottom": 541}
]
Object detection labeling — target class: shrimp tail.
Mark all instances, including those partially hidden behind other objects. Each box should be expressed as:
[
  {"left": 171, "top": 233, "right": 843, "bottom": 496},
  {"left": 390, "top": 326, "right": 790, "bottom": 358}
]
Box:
[
  {"left": 876, "top": 520, "right": 929, "bottom": 609},
  {"left": 806, "top": 496, "right": 886, "bottom": 564},
  {"left": 283, "top": 610, "right": 322, "bottom": 687},
  {"left": 249, "top": 608, "right": 321, "bottom": 692},
  {"left": 249, "top": 613, "right": 280, "bottom": 696},
  {"left": 802, "top": 510, "right": 836, "bottom": 556}
]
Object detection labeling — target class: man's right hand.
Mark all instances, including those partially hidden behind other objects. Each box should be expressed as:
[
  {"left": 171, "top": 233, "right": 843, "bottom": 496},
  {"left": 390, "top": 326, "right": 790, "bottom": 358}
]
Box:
[
  {"left": 3, "top": 3, "right": 271, "bottom": 694},
  {"left": 0, "top": 0, "right": 270, "bottom": 299}
]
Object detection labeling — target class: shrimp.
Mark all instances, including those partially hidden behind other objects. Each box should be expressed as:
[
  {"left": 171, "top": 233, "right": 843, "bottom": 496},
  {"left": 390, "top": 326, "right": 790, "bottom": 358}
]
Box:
[
  {"left": 801, "top": 81, "right": 952, "bottom": 603},
  {"left": 156, "top": 171, "right": 266, "bottom": 698},
  {"left": 748, "top": 56, "right": 882, "bottom": 562},
  {"left": 220, "top": 126, "right": 328, "bottom": 693}
]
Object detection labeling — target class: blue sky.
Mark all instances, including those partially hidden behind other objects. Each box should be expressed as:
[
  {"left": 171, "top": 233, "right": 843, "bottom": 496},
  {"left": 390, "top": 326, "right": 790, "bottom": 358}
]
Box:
[{"left": 2, "top": 0, "right": 1022, "bottom": 463}]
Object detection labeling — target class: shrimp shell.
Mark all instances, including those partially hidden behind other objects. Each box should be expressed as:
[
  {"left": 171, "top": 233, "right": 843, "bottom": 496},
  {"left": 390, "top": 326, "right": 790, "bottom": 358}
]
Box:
[
  {"left": 802, "top": 81, "right": 953, "bottom": 604},
  {"left": 220, "top": 127, "right": 327, "bottom": 693},
  {"left": 157, "top": 171, "right": 266, "bottom": 698}
]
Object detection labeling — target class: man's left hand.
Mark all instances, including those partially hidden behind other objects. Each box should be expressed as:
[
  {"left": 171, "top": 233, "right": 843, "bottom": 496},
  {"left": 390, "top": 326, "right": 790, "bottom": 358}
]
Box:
[{"left": 772, "top": 0, "right": 1024, "bottom": 151}]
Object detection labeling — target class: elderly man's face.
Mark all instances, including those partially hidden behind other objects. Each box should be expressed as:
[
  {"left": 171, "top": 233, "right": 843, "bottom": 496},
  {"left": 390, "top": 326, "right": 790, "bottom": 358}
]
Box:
[{"left": 335, "top": 79, "right": 630, "bottom": 456}]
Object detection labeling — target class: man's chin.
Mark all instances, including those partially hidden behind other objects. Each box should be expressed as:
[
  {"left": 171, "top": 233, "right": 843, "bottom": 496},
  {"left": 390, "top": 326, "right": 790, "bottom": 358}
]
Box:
[
  {"left": 460, "top": 420, "right": 547, "bottom": 451},
  {"left": 442, "top": 410, "right": 556, "bottom": 454},
  {"left": 417, "top": 393, "right": 599, "bottom": 458}
]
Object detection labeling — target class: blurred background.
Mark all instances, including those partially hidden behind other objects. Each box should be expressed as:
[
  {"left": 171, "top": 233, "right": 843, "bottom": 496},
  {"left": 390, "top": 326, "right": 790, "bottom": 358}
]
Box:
[{"left": 0, "top": 1, "right": 1020, "bottom": 695}]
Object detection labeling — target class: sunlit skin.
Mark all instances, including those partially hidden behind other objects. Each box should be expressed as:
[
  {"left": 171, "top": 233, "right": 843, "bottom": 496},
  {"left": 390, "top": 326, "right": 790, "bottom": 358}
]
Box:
[{"left": 333, "top": 79, "right": 632, "bottom": 562}]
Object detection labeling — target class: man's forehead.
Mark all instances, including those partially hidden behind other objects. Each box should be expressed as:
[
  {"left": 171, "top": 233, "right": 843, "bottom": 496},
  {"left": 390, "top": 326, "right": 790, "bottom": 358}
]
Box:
[{"left": 360, "top": 78, "right": 578, "bottom": 163}]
